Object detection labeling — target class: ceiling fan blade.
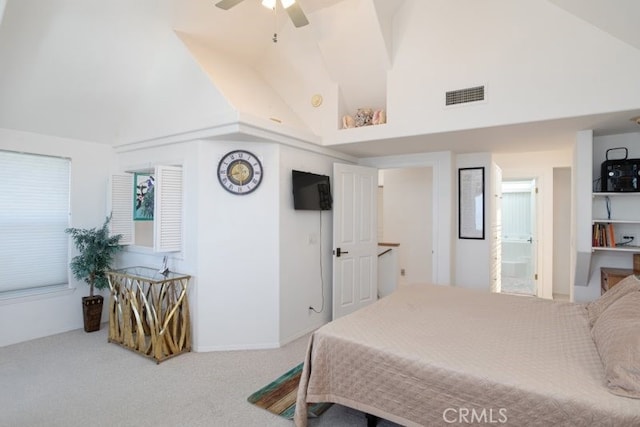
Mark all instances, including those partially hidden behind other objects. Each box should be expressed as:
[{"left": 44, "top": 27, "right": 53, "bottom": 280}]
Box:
[
  {"left": 285, "top": 2, "right": 309, "bottom": 28},
  {"left": 214, "top": 0, "right": 246, "bottom": 10}
]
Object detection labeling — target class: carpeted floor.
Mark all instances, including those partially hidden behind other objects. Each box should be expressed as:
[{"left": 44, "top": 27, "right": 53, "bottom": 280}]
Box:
[{"left": 0, "top": 326, "right": 401, "bottom": 427}]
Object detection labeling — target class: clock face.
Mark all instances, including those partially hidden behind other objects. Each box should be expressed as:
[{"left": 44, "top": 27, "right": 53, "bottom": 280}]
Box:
[{"left": 217, "top": 150, "right": 263, "bottom": 195}]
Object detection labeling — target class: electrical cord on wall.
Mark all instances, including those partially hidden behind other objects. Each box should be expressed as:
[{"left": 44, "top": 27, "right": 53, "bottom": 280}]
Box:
[
  {"left": 618, "top": 236, "right": 635, "bottom": 246},
  {"left": 309, "top": 209, "right": 325, "bottom": 313},
  {"left": 606, "top": 195, "right": 611, "bottom": 220}
]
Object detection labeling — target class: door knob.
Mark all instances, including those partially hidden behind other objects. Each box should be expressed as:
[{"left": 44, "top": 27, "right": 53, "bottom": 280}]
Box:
[{"left": 336, "top": 247, "right": 349, "bottom": 257}]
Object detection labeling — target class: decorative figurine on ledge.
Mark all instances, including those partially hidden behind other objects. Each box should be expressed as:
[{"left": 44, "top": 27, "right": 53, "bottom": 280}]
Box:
[
  {"left": 159, "top": 255, "right": 169, "bottom": 276},
  {"left": 342, "top": 108, "right": 386, "bottom": 129}
]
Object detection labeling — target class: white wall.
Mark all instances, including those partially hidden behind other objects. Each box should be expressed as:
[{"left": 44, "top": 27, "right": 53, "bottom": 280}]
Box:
[
  {"left": 455, "top": 153, "right": 492, "bottom": 290},
  {"left": 115, "top": 136, "right": 353, "bottom": 351},
  {"left": 317, "top": 0, "right": 640, "bottom": 148},
  {"left": 198, "top": 141, "right": 281, "bottom": 350},
  {"left": 381, "top": 167, "right": 433, "bottom": 286},
  {"left": 178, "top": 32, "right": 308, "bottom": 132},
  {"left": 0, "top": 0, "right": 236, "bottom": 146},
  {"left": 573, "top": 130, "right": 594, "bottom": 296},
  {"left": 279, "top": 146, "right": 344, "bottom": 344},
  {"left": 385, "top": 0, "right": 640, "bottom": 136},
  {"left": 116, "top": 139, "right": 281, "bottom": 351},
  {"left": 0, "top": 129, "right": 114, "bottom": 347},
  {"left": 553, "top": 167, "right": 571, "bottom": 297}
]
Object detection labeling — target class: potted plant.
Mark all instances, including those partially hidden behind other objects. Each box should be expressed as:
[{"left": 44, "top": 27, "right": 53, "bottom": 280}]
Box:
[{"left": 66, "top": 216, "right": 122, "bottom": 332}]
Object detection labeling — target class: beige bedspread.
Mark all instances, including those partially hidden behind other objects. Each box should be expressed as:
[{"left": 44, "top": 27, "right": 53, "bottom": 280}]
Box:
[{"left": 294, "top": 284, "right": 640, "bottom": 426}]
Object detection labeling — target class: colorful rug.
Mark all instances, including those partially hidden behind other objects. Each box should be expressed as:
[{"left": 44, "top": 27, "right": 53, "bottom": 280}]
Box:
[{"left": 247, "top": 363, "right": 332, "bottom": 420}]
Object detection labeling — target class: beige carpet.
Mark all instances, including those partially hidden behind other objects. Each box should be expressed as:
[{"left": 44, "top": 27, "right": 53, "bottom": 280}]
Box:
[{"left": 0, "top": 326, "right": 400, "bottom": 427}]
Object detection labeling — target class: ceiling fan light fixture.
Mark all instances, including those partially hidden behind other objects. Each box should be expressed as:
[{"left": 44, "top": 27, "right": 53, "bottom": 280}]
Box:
[{"left": 261, "top": 0, "right": 276, "bottom": 9}]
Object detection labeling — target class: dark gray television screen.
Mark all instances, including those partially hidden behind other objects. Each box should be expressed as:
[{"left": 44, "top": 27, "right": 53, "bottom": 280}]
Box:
[{"left": 292, "top": 170, "right": 332, "bottom": 210}]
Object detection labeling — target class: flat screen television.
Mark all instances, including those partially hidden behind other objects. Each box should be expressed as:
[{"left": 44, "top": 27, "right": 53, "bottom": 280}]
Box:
[{"left": 292, "top": 170, "right": 332, "bottom": 210}]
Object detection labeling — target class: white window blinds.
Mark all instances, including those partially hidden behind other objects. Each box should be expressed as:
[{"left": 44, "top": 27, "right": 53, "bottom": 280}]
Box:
[{"left": 0, "top": 151, "right": 70, "bottom": 293}]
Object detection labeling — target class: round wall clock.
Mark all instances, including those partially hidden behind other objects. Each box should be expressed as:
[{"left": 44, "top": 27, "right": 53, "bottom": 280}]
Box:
[{"left": 217, "top": 150, "right": 263, "bottom": 195}]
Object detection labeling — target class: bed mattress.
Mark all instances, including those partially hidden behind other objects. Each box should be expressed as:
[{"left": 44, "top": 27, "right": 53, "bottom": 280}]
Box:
[{"left": 294, "top": 284, "right": 640, "bottom": 426}]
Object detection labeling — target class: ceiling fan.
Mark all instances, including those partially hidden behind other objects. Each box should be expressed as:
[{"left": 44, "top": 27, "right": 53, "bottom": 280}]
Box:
[{"left": 215, "top": 0, "right": 309, "bottom": 28}]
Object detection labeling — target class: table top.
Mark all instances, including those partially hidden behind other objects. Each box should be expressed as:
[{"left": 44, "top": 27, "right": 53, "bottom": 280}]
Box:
[
  {"left": 108, "top": 266, "right": 190, "bottom": 283},
  {"left": 601, "top": 267, "right": 635, "bottom": 275}
]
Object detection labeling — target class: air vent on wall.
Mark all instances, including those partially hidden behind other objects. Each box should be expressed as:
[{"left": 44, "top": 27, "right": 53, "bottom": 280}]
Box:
[{"left": 446, "top": 85, "right": 485, "bottom": 106}]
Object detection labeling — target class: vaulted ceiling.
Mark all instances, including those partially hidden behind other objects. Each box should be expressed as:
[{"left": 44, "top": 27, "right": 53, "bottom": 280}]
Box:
[{"left": 0, "top": 0, "right": 639, "bottom": 156}]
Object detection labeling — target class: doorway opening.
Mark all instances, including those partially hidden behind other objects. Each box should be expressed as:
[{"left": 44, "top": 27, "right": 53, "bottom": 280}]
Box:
[
  {"left": 500, "top": 179, "right": 537, "bottom": 296},
  {"left": 377, "top": 167, "right": 434, "bottom": 288}
]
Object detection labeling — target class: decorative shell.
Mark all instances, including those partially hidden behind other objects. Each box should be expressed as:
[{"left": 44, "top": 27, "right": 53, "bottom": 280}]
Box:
[
  {"left": 342, "top": 115, "right": 355, "bottom": 129},
  {"left": 354, "top": 108, "right": 374, "bottom": 127},
  {"left": 372, "top": 109, "right": 386, "bottom": 125}
]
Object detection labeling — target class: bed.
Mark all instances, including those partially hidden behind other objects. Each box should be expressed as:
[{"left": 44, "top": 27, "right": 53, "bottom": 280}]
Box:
[{"left": 294, "top": 281, "right": 640, "bottom": 426}]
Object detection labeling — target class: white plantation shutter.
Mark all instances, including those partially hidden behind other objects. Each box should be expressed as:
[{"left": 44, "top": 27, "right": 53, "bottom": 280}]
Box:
[
  {"left": 0, "top": 151, "right": 70, "bottom": 293},
  {"left": 108, "top": 174, "right": 134, "bottom": 245},
  {"left": 154, "top": 165, "right": 183, "bottom": 252}
]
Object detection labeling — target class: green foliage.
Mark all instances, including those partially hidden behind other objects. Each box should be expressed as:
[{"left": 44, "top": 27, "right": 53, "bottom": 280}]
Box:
[
  {"left": 65, "top": 216, "right": 123, "bottom": 297},
  {"left": 140, "top": 184, "right": 154, "bottom": 218}
]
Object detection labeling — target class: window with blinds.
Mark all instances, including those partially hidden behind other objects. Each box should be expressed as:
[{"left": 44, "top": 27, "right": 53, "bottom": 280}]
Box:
[{"left": 0, "top": 150, "right": 70, "bottom": 294}]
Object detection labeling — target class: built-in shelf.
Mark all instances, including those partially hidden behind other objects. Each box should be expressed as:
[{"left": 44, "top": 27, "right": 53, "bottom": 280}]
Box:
[
  {"left": 592, "top": 246, "right": 640, "bottom": 253},
  {"left": 592, "top": 191, "right": 640, "bottom": 253},
  {"left": 593, "top": 192, "right": 640, "bottom": 197},
  {"left": 593, "top": 219, "right": 640, "bottom": 224}
]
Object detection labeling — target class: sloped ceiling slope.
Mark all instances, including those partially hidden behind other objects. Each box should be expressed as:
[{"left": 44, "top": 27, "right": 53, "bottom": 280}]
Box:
[
  {"left": 173, "top": 0, "right": 402, "bottom": 139},
  {"left": 188, "top": 0, "right": 640, "bottom": 154},
  {"left": 547, "top": 0, "right": 640, "bottom": 51},
  {"left": 0, "top": 0, "right": 639, "bottom": 153},
  {"left": 0, "top": 0, "right": 235, "bottom": 145},
  {"left": 176, "top": 31, "right": 310, "bottom": 133},
  {"left": 326, "top": 0, "right": 640, "bottom": 155}
]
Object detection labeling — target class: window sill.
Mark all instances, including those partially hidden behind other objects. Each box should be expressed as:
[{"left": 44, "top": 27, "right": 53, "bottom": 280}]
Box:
[
  {"left": 123, "top": 245, "right": 185, "bottom": 260},
  {"left": 0, "top": 284, "right": 77, "bottom": 306}
]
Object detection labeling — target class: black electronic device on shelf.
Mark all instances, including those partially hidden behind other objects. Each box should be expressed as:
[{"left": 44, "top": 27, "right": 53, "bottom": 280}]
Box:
[
  {"left": 600, "top": 147, "right": 640, "bottom": 192},
  {"left": 292, "top": 170, "right": 332, "bottom": 210}
]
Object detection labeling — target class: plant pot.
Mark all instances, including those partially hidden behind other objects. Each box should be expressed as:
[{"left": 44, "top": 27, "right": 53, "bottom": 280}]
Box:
[{"left": 82, "top": 295, "right": 104, "bottom": 333}]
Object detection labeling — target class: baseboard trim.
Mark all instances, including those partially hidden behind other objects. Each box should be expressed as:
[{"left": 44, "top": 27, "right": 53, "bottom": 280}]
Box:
[
  {"left": 192, "top": 324, "right": 323, "bottom": 352},
  {"left": 193, "top": 341, "right": 280, "bottom": 352}
]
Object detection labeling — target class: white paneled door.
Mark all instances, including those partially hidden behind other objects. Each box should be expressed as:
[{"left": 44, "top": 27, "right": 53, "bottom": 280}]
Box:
[
  {"left": 500, "top": 179, "right": 537, "bottom": 296},
  {"left": 332, "top": 163, "right": 378, "bottom": 320}
]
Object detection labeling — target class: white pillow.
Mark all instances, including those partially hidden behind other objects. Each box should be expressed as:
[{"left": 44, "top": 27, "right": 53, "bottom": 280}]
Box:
[
  {"left": 586, "top": 274, "right": 640, "bottom": 328},
  {"left": 591, "top": 291, "right": 640, "bottom": 399}
]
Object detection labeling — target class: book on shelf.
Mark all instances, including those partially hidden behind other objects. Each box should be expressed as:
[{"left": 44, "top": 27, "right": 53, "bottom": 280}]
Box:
[{"left": 592, "top": 222, "right": 617, "bottom": 248}]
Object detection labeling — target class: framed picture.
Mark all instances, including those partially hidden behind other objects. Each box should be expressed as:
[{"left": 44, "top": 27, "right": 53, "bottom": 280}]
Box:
[
  {"left": 134, "top": 172, "right": 154, "bottom": 221},
  {"left": 458, "top": 167, "right": 485, "bottom": 239}
]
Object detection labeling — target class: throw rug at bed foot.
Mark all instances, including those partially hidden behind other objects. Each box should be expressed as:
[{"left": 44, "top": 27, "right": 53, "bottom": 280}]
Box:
[{"left": 247, "top": 362, "right": 332, "bottom": 420}]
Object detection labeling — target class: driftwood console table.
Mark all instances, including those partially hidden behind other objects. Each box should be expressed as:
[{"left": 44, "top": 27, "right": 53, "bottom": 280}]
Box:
[{"left": 107, "top": 266, "right": 191, "bottom": 363}]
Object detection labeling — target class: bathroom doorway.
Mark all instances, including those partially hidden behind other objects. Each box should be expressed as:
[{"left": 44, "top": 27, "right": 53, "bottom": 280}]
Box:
[{"left": 500, "top": 179, "right": 537, "bottom": 296}]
